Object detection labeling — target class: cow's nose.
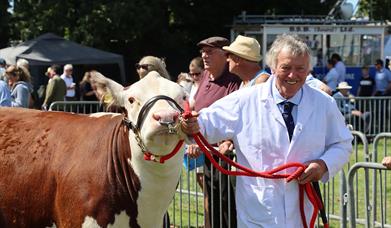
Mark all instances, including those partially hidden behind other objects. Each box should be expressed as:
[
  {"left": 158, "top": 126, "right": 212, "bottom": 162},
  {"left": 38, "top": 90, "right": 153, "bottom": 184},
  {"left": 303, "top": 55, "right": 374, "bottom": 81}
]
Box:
[{"left": 152, "top": 110, "right": 179, "bottom": 124}]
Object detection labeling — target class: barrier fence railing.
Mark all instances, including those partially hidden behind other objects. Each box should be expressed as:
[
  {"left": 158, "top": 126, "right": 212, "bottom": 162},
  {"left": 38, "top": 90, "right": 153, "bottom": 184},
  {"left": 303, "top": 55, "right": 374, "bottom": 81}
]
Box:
[
  {"left": 371, "top": 133, "right": 391, "bottom": 228},
  {"left": 50, "top": 97, "right": 391, "bottom": 138},
  {"left": 348, "top": 162, "right": 390, "bottom": 228},
  {"left": 49, "top": 101, "right": 102, "bottom": 113},
  {"left": 334, "top": 97, "right": 391, "bottom": 138}
]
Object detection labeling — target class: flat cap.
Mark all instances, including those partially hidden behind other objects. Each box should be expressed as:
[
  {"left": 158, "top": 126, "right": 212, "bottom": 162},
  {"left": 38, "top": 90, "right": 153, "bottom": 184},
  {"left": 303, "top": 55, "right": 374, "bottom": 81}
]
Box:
[{"left": 197, "top": 36, "right": 230, "bottom": 49}]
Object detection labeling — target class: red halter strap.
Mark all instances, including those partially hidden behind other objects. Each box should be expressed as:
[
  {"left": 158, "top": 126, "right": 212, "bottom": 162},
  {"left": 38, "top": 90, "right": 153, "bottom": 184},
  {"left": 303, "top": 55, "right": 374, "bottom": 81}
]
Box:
[{"left": 143, "top": 140, "right": 184, "bottom": 163}]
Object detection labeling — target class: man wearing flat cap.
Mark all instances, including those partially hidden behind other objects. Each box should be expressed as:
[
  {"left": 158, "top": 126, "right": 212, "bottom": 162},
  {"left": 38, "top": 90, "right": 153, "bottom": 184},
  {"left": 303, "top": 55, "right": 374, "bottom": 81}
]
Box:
[
  {"left": 224, "top": 35, "right": 270, "bottom": 88},
  {"left": 186, "top": 36, "right": 241, "bottom": 228}
]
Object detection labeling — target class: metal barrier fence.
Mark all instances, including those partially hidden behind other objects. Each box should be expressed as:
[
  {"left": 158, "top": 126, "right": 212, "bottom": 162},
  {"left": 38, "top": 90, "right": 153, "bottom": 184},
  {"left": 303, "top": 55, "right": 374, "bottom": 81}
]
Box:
[
  {"left": 49, "top": 101, "right": 102, "bottom": 113},
  {"left": 45, "top": 100, "right": 391, "bottom": 227},
  {"left": 334, "top": 97, "right": 391, "bottom": 138},
  {"left": 348, "top": 162, "right": 390, "bottom": 228},
  {"left": 50, "top": 97, "right": 391, "bottom": 138}
]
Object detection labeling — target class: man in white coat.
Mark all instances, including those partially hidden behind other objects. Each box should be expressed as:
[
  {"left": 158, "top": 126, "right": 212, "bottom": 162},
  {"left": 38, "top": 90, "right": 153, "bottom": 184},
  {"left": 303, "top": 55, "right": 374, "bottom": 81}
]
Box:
[{"left": 181, "top": 34, "right": 353, "bottom": 227}]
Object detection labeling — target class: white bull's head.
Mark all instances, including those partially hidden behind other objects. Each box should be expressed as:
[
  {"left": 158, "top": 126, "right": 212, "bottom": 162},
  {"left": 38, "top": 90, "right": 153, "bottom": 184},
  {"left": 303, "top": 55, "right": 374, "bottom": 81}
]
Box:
[{"left": 90, "top": 71, "right": 189, "bottom": 161}]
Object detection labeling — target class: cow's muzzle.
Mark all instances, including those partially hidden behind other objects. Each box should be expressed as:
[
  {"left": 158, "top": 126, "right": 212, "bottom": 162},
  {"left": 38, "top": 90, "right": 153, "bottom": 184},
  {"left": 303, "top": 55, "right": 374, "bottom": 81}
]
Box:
[{"left": 123, "top": 95, "right": 185, "bottom": 162}]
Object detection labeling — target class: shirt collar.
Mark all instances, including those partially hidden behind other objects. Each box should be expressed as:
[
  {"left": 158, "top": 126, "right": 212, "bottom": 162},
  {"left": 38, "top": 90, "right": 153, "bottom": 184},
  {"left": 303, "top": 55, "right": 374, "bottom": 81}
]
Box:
[{"left": 272, "top": 80, "right": 303, "bottom": 105}]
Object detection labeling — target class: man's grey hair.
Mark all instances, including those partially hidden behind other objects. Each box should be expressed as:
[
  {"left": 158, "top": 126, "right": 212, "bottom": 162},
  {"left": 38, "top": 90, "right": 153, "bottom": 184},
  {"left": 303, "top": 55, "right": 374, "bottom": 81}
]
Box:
[
  {"left": 64, "top": 64, "right": 73, "bottom": 71},
  {"left": 16, "top": 58, "right": 29, "bottom": 69},
  {"left": 265, "top": 34, "right": 311, "bottom": 70}
]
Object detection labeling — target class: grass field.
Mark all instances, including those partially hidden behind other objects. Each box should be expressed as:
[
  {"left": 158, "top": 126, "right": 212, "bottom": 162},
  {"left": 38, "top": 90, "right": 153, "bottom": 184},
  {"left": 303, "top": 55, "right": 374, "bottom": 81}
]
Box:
[{"left": 167, "top": 135, "right": 391, "bottom": 228}]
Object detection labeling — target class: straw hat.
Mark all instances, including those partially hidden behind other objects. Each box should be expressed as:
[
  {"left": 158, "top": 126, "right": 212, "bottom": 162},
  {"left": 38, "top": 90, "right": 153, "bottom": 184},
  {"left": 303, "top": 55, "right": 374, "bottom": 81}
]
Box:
[
  {"left": 223, "top": 35, "right": 262, "bottom": 62},
  {"left": 336, "top": 81, "right": 352, "bottom": 90}
]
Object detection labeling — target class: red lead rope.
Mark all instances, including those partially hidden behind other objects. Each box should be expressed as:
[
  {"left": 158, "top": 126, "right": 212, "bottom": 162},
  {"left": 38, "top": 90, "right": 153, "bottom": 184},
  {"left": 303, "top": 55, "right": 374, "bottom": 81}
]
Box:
[{"left": 182, "top": 101, "right": 329, "bottom": 228}]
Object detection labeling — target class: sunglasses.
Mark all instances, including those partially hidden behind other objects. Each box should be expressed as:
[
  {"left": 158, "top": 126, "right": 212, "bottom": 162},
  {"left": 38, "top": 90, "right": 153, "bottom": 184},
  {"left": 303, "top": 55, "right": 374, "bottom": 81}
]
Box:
[
  {"left": 189, "top": 72, "right": 201, "bottom": 77},
  {"left": 135, "top": 63, "right": 150, "bottom": 70}
]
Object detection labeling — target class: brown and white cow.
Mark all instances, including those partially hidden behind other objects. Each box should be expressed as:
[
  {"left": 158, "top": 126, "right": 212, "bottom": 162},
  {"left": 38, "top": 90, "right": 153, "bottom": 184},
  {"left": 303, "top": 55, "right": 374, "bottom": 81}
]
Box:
[{"left": 0, "top": 71, "right": 189, "bottom": 228}]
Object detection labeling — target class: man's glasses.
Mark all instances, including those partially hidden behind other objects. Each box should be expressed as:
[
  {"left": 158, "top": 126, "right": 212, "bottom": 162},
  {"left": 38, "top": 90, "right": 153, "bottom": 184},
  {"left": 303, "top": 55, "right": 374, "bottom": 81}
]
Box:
[
  {"left": 135, "top": 63, "right": 150, "bottom": 70},
  {"left": 189, "top": 72, "right": 201, "bottom": 77}
]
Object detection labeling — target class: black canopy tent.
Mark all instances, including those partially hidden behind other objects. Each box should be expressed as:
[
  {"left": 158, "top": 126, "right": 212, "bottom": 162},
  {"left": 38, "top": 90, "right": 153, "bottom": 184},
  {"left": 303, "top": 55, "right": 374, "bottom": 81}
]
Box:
[{"left": 0, "top": 33, "right": 126, "bottom": 83}]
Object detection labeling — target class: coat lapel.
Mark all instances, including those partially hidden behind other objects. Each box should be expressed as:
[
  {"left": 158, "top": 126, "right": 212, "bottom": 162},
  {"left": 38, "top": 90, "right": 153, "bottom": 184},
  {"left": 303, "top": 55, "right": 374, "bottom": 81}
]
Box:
[
  {"left": 290, "top": 84, "right": 315, "bottom": 145},
  {"left": 260, "top": 77, "right": 286, "bottom": 128}
]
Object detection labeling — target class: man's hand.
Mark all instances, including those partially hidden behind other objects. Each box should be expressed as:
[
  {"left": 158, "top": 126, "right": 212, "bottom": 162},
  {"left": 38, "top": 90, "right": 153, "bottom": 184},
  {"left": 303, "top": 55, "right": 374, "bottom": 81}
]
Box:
[
  {"left": 382, "top": 156, "right": 391, "bottom": 169},
  {"left": 218, "top": 140, "right": 234, "bottom": 155},
  {"left": 181, "top": 111, "right": 200, "bottom": 135},
  {"left": 298, "top": 159, "right": 328, "bottom": 184},
  {"left": 186, "top": 144, "right": 202, "bottom": 159}
]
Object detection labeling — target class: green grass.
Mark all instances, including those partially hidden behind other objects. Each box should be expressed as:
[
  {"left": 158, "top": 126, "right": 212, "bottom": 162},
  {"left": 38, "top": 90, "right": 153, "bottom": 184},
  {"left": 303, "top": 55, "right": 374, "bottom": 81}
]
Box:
[{"left": 167, "top": 138, "right": 391, "bottom": 227}]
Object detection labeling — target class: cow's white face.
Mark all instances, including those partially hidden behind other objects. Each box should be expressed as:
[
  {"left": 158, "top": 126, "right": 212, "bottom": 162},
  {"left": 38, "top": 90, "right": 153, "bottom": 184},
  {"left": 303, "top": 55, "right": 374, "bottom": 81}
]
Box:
[{"left": 91, "top": 71, "right": 189, "bottom": 157}]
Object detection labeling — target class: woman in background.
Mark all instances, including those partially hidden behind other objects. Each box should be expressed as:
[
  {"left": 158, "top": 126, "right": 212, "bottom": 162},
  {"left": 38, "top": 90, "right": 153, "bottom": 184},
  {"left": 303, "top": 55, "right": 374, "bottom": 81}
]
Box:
[
  {"left": 5, "top": 65, "right": 33, "bottom": 108},
  {"left": 135, "top": 56, "right": 171, "bottom": 80},
  {"left": 79, "top": 72, "right": 97, "bottom": 101}
]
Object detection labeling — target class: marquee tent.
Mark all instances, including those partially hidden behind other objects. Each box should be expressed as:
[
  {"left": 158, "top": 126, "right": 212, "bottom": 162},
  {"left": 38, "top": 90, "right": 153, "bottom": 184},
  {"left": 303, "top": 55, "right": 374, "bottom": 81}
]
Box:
[{"left": 0, "top": 33, "right": 126, "bottom": 83}]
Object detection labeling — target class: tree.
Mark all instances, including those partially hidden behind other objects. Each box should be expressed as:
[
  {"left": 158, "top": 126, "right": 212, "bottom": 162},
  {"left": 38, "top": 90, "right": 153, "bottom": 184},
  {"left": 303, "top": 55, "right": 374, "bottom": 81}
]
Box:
[
  {"left": 13, "top": 0, "right": 377, "bottom": 82},
  {"left": 358, "top": 0, "right": 391, "bottom": 20},
  {"left": 0, "top": 0, "right": 10, "bottom": 48}
]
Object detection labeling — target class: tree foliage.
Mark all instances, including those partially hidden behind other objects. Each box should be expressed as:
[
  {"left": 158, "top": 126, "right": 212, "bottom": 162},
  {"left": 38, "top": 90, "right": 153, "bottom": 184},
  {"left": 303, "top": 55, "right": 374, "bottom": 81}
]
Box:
[
  {"left": 358, "top": 0, "right": 391, "bottom": 20},
  {"left": 0, "top": 1, "right": 10, "bottom": 48},
  {"left": 7, "top": 0, "right": 389, "bottom": 82}
]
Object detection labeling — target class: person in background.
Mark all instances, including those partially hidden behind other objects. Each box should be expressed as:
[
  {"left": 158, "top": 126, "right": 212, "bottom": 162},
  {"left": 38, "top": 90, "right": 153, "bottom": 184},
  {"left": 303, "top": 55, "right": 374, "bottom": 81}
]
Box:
[
  {"left": 42, "top": 65, "right": 66, "bottom": 110},
  {"left": 181, "top": 34, "right": 352, "bottom": 227},
  {"left": 331, "top": 53, "right": 346, "bottom": 84},
  {"left": 306, "top": 73, "right": 332, "bottom": 95},
  {"left": 333, "top": 81, "right": 371, "bottom": 133},
  {"left": 135, "top": 56, "right": 171, "bottom": 80},
  {"left": 323, "top": 59, "right": 339, "bottom": 93},
  {"left": 0, "top": 80, "right": 11, "bottom": 107},
  {"left": 79, "top": 71, "right": 98, "bottom": 113},
  {"left": 188, "top": 57, "right": 204, "bottom": 109},
  {"left": 357, "top": 65, "right": 375, "bottom": 97},
  {"left": 185, "top": 57, "right": 205, "bottom": 190},
  {"left": 16, "top": 58, "right": 29, "bottom": 69},
  {"left": 176, "top": 72, "right": 193, "bottom": 95},
  {"left": 16, "top": 58, "right": 39, "bottom": 108},
  {"left": 5, "top": 65, "right": 33, "bottom": 108},
  {"left": 61, "top": 64, "right": 76, "bottom": 101},
  {"left": 187, "top": 36, "right": 241, "bottom": 228},
  {"left": 382, "top": 156, "right": 391, "bottom": 169},
  {"left": 224, "top": 35, "right": 269, "bottom": 88},
  {"left": 79, "top": 71, "right": 97, "bottom": 101},
  {"left": 0, "top": 58, "right": 6, "bottom": 81},
  {"left": 373, "top": 59, "right": 391, "bottom": 96}
]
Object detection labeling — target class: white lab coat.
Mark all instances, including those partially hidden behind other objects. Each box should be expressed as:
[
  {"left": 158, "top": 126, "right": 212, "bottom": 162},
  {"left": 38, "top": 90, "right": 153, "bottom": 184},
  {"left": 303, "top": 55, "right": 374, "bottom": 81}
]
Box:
[{"left": 198, "top": 76, "right": 353, "bottom": 227}]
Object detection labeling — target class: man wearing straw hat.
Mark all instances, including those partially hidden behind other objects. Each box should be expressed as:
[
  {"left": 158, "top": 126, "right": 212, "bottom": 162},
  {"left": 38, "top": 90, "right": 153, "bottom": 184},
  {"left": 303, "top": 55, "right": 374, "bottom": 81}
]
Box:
[{"left": 223, "top": 35, "right": 270, "bottom": 88}]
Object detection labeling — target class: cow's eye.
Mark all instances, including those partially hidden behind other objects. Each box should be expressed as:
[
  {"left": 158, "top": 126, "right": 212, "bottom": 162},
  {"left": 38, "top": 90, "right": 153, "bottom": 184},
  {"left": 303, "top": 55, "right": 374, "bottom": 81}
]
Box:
[{"left": 128, "top": 97, "right": 135, "bottom": 104}]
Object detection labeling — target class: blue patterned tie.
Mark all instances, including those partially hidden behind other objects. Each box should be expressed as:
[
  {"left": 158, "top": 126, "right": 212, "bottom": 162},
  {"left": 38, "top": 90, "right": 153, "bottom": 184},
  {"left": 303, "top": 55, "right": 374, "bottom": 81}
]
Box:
[{"left": 282, "top": 101, "right": 295, "bottom": 141}]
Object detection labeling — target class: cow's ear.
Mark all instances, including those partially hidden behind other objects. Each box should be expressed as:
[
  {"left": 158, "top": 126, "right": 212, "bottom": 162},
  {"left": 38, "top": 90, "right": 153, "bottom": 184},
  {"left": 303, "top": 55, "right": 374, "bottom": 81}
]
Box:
[{"left": 90, "top": 71, "right": 125, "bottom": 106}]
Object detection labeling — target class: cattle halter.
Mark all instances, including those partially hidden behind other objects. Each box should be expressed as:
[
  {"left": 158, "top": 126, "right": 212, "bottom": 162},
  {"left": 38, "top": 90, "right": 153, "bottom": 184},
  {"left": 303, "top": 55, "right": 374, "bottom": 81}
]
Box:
[{"left": 123, "top": 95, "right": 185, "bottom": 163}]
